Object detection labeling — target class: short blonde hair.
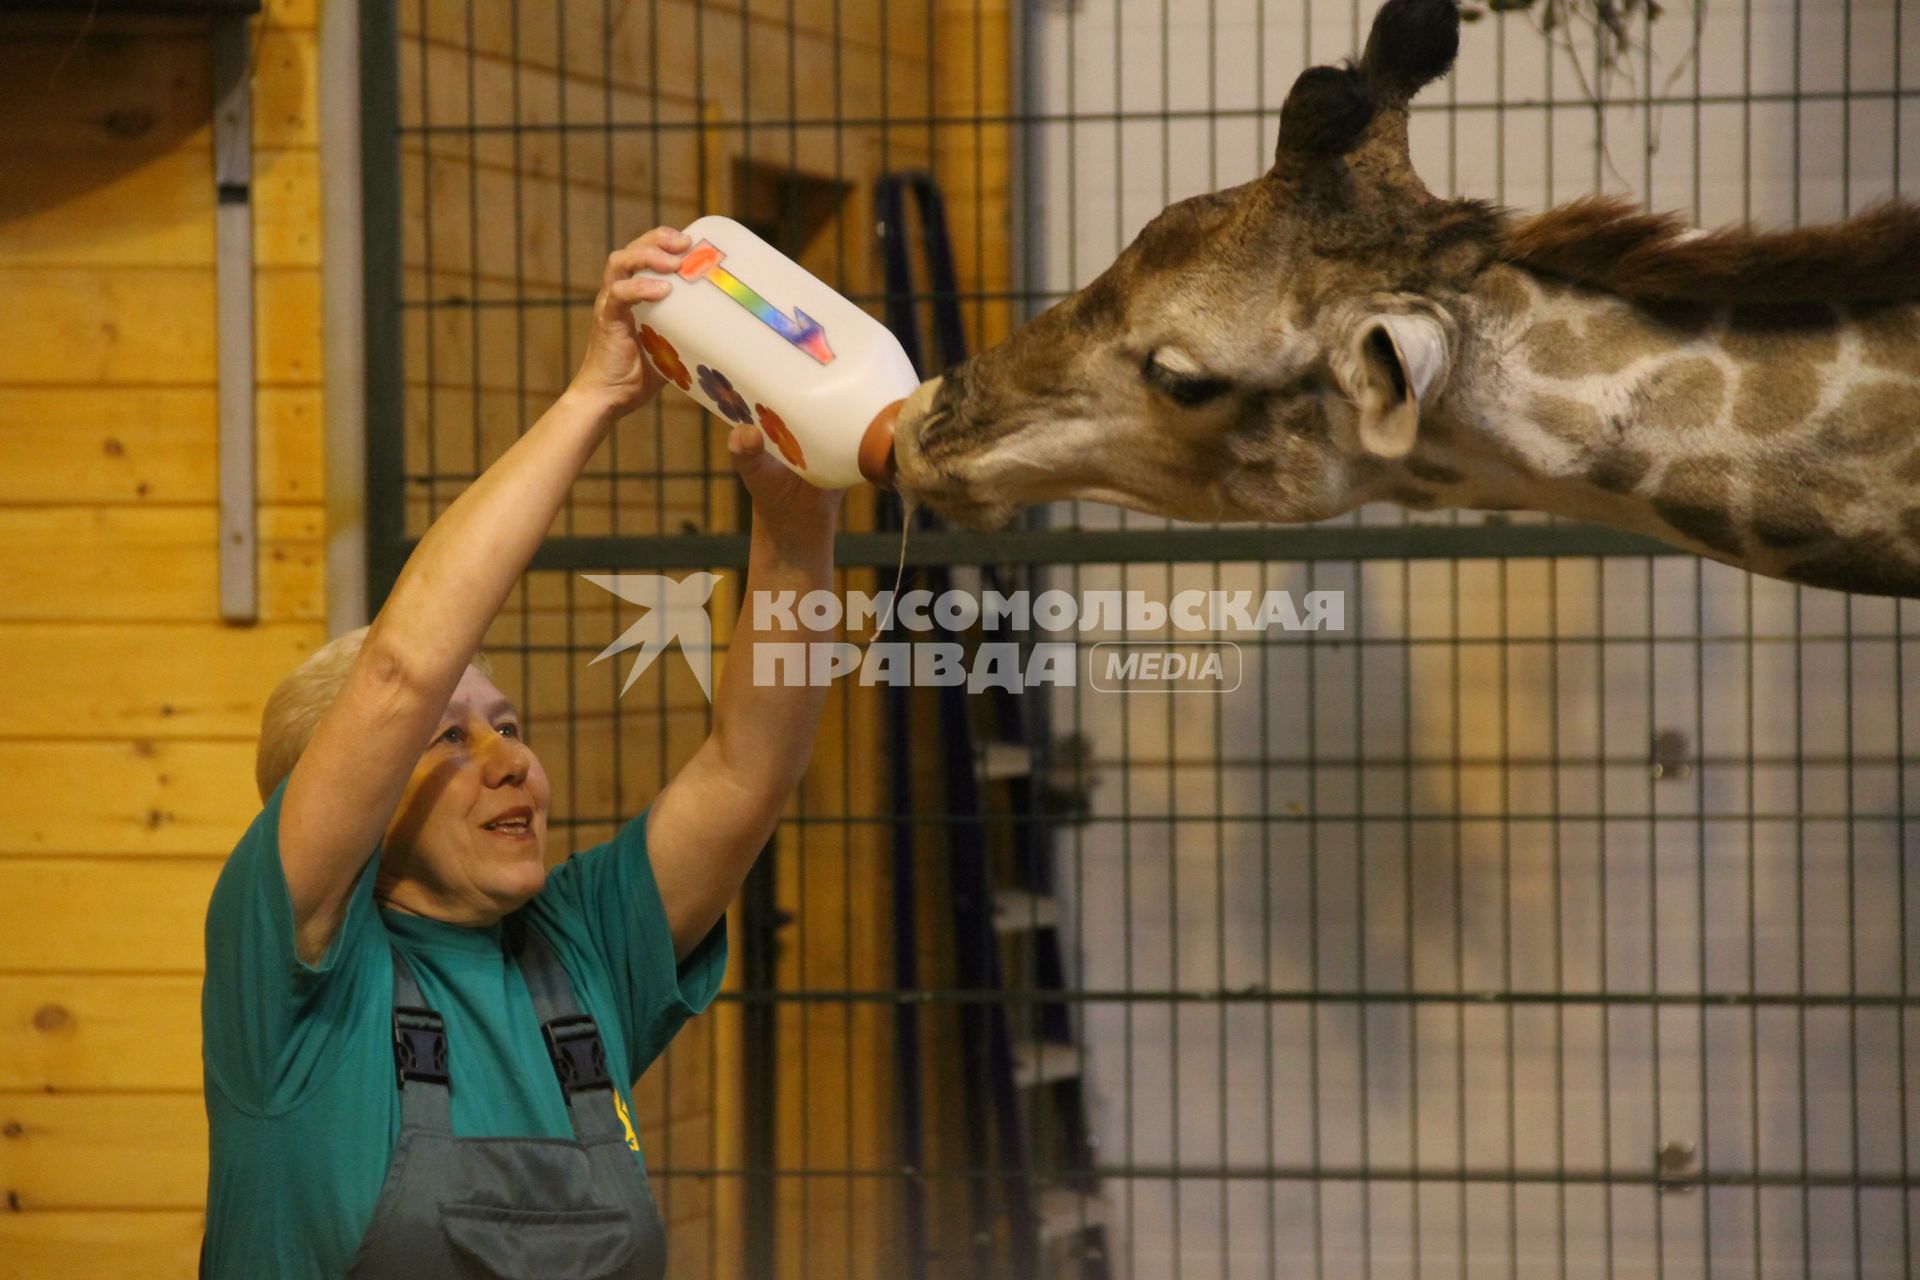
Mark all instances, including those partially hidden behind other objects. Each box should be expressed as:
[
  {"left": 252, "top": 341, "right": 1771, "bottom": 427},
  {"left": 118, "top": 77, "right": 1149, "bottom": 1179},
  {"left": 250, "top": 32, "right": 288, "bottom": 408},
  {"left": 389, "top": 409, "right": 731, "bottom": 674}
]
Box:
[{"left": 253, "top": 625, "right": 495, "bottom": 803}]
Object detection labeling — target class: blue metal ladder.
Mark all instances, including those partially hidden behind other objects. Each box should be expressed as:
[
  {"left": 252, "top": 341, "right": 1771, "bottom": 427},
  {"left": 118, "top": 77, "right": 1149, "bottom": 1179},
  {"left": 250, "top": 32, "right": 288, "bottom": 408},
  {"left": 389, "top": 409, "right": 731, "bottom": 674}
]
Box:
[{"left": 877, "top": 170, "right": 1111, "bottom": 1280}]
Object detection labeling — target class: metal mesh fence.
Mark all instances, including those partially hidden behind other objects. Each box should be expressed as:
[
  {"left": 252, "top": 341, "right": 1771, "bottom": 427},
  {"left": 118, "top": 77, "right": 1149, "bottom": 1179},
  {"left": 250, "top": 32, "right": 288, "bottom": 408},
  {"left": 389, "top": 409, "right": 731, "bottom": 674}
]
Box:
[{"left": 366, "top": 1, "right": 1920, "bottom": 1275}]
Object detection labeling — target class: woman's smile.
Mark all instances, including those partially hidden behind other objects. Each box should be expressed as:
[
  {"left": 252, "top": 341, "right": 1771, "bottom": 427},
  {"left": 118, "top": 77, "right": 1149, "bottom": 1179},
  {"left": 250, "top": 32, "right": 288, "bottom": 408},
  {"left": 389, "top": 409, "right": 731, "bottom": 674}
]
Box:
[{"left": 479, "top": 804, "right": 536, "bottom": 838}]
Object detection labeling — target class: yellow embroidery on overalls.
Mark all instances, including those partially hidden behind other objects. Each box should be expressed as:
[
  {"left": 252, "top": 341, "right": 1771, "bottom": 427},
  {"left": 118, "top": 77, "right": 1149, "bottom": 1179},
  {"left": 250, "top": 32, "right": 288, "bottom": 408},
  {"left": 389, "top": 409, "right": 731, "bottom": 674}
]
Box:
[{"left": 613, "top": 1088, "right": 640, "bottom": 1152}]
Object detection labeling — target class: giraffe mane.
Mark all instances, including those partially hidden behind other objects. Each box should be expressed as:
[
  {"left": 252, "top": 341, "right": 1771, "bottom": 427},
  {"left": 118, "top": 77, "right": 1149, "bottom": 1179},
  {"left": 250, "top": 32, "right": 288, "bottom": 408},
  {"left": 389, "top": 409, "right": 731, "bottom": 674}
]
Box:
[{"left": 1495, "top": 195, "right": 1920, "bottom": 306}]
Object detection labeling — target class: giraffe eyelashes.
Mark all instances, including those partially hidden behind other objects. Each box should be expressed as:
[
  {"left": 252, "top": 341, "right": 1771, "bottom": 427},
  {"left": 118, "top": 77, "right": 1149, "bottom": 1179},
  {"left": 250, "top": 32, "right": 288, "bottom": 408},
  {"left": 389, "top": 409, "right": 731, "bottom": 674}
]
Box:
[{"left": 1142, "top": 352, "right": 1233, "bottom": 408}]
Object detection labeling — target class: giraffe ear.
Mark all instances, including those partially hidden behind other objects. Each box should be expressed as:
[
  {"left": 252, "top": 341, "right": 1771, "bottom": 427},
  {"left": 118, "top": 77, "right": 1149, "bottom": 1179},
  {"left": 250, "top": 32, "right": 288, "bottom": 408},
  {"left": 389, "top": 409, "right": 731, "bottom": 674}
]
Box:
[{"left": 1343, "top": 313, "right": 1449, "bottom": 460}]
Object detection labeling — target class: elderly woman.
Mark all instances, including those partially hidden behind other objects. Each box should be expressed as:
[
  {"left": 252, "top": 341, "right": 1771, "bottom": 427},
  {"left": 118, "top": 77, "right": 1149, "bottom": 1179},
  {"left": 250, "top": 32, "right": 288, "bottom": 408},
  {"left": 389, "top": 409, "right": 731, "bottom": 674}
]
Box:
[{"left": 200, "top": 227, "right": 839, "bottom": 1278}]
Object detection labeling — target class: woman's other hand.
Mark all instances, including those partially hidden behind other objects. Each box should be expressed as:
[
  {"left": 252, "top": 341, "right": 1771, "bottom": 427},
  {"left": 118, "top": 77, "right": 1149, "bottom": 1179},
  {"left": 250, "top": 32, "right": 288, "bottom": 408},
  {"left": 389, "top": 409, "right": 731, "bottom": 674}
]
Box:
[
  {"left": 726, "top": 419, "right": 843, "bottom": 549},
  {"left": 569, "top": 227, "right": 693, "bottom": 414}
]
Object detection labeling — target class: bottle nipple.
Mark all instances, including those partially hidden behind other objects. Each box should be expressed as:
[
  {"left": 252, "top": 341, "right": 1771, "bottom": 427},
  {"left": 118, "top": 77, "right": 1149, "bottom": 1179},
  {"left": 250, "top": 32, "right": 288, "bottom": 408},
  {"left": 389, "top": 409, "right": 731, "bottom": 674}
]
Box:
[{"left": 858, "top": 400, "right": 902, "bottom": 488}]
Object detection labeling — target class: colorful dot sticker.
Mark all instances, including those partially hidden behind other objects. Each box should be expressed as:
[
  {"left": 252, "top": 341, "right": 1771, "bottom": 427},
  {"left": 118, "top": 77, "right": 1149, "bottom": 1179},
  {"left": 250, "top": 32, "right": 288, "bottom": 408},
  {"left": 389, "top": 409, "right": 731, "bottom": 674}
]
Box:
[
  {"left": 696, "top": 365, "right": 753, "bottom": 424},
  {"left": 638, "top": 325, "right": 691, "bottom": 392},
  {"left": 755, "top": 403, "right": 807, "bottom": 469}
]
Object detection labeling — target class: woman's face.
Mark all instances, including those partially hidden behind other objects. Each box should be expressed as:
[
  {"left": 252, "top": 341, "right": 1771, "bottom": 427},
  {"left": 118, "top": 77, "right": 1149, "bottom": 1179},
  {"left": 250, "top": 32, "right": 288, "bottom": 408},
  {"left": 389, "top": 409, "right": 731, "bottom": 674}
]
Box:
[{"left": 377, "top": 665, "right": 552, "bottom": 924}]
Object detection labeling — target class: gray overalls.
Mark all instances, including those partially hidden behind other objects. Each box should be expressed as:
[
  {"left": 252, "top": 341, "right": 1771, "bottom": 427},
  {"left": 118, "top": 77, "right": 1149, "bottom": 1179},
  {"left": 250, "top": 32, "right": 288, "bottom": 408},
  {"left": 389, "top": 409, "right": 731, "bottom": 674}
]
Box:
[{"left": 343, "top": 922, "right": 668, "bottom": 1279}]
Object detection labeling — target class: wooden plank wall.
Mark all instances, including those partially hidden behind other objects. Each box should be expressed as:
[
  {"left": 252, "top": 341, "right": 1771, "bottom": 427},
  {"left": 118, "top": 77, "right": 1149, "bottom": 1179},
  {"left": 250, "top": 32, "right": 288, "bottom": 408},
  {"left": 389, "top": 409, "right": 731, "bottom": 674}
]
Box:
[{"left": 0, "top": 1, "right": 326, "bottom": 1275}]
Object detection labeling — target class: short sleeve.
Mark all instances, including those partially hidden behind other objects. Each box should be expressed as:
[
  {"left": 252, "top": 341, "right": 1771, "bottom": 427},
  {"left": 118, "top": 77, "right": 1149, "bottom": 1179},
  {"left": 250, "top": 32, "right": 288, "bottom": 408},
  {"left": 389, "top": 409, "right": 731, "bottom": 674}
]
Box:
[
  {"left": 534, "top": 807, "right": 728, "bottom": 1074},
  {"left": 201, "top": 774, "right": 381, "bottom": 1111}
]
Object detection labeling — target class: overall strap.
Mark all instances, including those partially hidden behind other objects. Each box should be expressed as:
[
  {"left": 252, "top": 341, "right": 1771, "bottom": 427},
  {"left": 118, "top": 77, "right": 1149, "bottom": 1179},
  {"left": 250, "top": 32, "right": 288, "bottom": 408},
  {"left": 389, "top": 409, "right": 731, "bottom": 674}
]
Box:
[
  {"left": 514, "top": 921, "right": 630, "bottom": 1143},
  {"left": 389, "top": 947, "right": 453, "bottom": 1133}
]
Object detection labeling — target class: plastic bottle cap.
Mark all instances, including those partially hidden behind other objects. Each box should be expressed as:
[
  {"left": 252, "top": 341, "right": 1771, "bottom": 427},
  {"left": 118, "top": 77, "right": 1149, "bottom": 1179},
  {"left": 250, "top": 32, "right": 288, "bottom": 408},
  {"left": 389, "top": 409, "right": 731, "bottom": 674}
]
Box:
[{"left": 858, "top": 400, "right": 901, "bottom": 488}]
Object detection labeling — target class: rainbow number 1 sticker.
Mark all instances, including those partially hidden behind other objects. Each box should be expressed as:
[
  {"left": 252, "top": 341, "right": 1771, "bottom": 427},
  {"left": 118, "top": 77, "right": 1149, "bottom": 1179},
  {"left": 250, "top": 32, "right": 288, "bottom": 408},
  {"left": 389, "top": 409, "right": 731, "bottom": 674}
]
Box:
[{"left": 676, "top": 241, "right": 836, "bottom": 366}]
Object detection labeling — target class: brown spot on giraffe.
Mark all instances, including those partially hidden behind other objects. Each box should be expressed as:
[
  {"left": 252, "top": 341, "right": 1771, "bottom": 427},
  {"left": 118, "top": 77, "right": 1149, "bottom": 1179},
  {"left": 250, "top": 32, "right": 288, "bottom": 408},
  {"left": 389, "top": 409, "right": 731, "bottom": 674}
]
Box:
[
  {"left": 1473, "top": 266, "right": 1533, "bottom": 329},
  {"left": 1816, "top": 381, "right": 1913, "bottom": 456},
  {"left": 1586, "top": 304, "right": 1678, "bottom": 366},
  {"left": 1527, "top": 393, "right": 1604, "bottom": 445},
  {"left": 1750, "top": 488, "right": 1836, "bottom": 550},
  {"left": 1722, "top": 302, "right": 1841, "bottom": 364},
  {"left": 1753, "top": 454, "right": 1865, "bottom": 507},
  {"left": 1416, "top": 408, "right": 1459, "bottom": 444},
  {"left": 1588, "top": 443, "right": 1653, "bottom": 494},
  {"left": 1641, "top": 299, "right": 1717, "bottom": 337},
  {"left": 1652, "top": 456, "right": 1744, "bottom": 557},
  {"left": 1784, "top": 535, "right": 1920, "bottom": 598},
  {"left": 1519, "top": 319, "right": 1587, "bottom": 379},
  {"left": 1638, "top": 358, "right": 1727, "bottom": 433},
  {"left": 1853, "top": 305, "right": 1920, "bottom": 374},
  {"left": 1403, "top": 457, "right": 1466, "bottom": 487},
  {"left": 1521, "top": 302, "right": 1672, "bottom": 379},
  {"left": 1731, "top": 361, "right": 1822, "bottom": 438}
]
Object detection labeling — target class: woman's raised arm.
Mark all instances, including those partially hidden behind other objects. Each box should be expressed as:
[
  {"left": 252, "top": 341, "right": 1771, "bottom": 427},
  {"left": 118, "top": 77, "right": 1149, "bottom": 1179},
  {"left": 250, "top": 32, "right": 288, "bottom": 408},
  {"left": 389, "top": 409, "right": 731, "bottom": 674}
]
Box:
[
  {"left": 277, "top": 229, "right": 690, "bottom": 964},
  {"left": 643, "top": 419, "right": 842, "bottom": 962}
]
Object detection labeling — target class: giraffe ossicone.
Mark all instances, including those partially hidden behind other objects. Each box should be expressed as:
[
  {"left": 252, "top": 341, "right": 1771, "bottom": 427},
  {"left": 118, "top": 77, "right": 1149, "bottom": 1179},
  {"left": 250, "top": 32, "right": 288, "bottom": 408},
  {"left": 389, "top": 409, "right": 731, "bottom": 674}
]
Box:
[{"left": 890, "top": 0, "right": 1920, "bottom": 599}]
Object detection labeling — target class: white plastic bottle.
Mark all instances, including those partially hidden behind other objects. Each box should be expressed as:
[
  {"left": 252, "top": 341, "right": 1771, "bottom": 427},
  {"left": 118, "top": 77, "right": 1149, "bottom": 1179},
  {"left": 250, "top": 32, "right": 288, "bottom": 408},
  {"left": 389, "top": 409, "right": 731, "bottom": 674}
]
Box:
[{"left": 630, "top": 214, "right": 916, "bottom": 489}]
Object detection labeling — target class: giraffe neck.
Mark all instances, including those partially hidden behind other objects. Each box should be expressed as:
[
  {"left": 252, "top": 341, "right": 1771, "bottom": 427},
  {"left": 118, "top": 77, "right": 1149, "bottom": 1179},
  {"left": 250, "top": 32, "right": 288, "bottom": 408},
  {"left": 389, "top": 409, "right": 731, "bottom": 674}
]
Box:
[{"left": 1394, "top": 264, "right": 1920, "bottom": 597}]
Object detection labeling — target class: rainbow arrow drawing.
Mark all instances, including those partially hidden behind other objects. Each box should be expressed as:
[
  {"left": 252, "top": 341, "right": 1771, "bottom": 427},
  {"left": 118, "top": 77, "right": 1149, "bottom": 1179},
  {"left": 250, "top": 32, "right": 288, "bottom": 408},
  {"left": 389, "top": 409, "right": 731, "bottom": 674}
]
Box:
[{"left": 676, "top": 241, "right": 836, "bottom": 365}]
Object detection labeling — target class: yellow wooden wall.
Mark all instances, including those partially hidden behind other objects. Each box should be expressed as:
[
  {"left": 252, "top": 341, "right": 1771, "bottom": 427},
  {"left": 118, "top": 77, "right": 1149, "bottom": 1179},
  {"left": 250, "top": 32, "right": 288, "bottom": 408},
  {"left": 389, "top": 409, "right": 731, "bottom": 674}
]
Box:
[{"left": 0, "top": 1, "right": 326, "bottom": 1275}]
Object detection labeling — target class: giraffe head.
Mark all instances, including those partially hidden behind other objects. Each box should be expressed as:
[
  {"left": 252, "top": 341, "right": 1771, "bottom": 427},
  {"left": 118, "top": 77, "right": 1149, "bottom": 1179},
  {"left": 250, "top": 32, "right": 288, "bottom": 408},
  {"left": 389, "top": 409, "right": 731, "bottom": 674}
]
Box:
[{"left": 892, "top": 0, "right": 1501, "bottom": 528}]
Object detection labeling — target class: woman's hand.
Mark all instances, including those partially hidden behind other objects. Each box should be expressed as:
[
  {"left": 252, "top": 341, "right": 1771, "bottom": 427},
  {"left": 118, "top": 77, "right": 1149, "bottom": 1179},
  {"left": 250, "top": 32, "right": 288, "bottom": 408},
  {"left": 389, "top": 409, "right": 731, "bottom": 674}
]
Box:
[
  {"left": 568, "top": 226, "right": 692, "bottom": 414},
  {"left": 726, "top": 419, "right": 843, "bottom": 550}
]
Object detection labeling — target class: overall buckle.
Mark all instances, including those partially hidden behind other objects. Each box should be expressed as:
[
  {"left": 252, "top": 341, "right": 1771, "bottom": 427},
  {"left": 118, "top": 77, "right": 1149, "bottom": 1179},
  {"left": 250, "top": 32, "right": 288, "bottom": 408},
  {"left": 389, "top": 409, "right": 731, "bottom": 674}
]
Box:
[
  {"left": 542, "top": 1013, "right": 611, "bottom": 1096},
  {"left": 392, "top": 1005, "right": 449, "bottom": 1089}
]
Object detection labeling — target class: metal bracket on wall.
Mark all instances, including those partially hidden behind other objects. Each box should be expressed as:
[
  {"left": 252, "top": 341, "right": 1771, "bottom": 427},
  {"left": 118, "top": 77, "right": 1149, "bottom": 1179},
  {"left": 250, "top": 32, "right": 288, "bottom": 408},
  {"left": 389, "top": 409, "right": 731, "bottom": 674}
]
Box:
[
  {"left": 1656, "top": 1138, "right": 1700, "bottom": 1193},
  {"left": 213, "top": 12, "right": 257, "bottom": 623},
  {"left": 1651, "top": 729, "right": 1692, "bottom": 782}
]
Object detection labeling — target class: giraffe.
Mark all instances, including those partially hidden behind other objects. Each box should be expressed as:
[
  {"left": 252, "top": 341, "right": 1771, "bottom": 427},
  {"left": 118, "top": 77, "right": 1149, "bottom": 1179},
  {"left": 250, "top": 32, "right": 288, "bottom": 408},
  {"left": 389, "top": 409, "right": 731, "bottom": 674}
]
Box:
[{"left": 885, "top": 0, "right": 1920, "bottom": 598}]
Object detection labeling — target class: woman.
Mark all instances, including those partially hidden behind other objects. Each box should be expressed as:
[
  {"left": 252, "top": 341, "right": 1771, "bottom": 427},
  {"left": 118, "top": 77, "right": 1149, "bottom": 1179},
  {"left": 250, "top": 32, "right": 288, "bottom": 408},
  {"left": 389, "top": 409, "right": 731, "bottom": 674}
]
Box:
[{"left": 201, "top": 227, "right": 840, "bottom": 1278}]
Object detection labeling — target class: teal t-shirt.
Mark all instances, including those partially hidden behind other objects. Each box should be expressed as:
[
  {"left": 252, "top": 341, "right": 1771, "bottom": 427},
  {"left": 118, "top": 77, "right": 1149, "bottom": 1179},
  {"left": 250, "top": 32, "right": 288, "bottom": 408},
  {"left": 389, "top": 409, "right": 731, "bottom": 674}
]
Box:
[{"left": 200, "top": 775, "right": 728, "bottom": 1279}]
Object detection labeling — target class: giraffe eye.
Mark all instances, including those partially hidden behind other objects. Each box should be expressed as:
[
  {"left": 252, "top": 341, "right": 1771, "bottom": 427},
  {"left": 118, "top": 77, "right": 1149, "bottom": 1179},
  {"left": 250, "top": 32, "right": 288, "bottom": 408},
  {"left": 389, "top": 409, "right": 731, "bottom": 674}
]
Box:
[{"left": 1142, "top": 352, "right": 1232, "bottom": 408}]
